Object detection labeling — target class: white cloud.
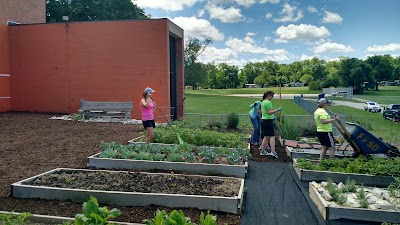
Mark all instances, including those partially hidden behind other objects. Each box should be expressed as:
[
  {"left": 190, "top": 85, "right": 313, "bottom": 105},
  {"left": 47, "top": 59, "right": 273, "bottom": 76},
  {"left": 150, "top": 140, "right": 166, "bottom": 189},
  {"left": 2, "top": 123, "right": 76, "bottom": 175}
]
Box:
[
  {"left": 273, "top": 3, "right": 303, "bottom": 22},
  {"left": 244, "top": 36, "right": 255, "bottom": 43},
  {"left": 264, "top": 36, "right": 271, "bottom": 42},
  {"left": 322, "top": 11, "right": 343, "bottom": 24},
  {"left": 313, "top": 42, "right": 354, "bottom": 53},
  {"left": 198, "top": 9, "right": 205, "bottom": 17},
  {"left": 366, "top": 43, "right": 400, "bottom": 52},
  {"left": 247, "top": 32, "right": 256, "bottom": 36},
  {"left": 308, "top": 6, "right": 317, "bottom": 13},
  {"left": 275, "top": 24, "right": 331, "bottom": 42},
  {"left": 208, "top": 5, "right": 244, "bottom": 23},
  {"left": 134, "top": 0, "right": 198, "bottom": 11},
  {"left": 260, "top": 0, "right": 280, "bottom": 3},
  {"left": 226, "top": 37, "right": 268, "bottom": 54},
  {"left": 265, "top": 13, "right": 273, "bottom": 19},
  {"left": 300, "top": 54, "right": 315, "bottom": 61},
  {"left": 264, "top": 49, "right": 291, "bottom": 61},
  {"left": 171, "top": 17, "right": 224, "bottom": 41},
  {"left": 206, "top": 0, "right": 279, "bottom": 7},
  {"left": 198, "top": 46, "right": 245, "bottom": 66}
]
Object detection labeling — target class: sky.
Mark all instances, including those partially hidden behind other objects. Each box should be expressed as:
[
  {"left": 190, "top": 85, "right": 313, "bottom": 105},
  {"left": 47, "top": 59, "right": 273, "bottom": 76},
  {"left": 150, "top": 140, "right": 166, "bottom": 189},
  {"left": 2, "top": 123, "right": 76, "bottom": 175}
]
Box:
[{"left": 134, "top": 0, "right": 400, "bottom": 67}]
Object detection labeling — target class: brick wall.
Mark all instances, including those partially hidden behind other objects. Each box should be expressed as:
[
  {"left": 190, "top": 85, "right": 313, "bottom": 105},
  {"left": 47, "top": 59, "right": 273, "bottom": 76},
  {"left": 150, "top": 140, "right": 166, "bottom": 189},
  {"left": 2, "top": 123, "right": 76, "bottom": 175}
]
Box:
[
  {"left": 8, "top": 19, "right": 184, "bottom": 121},
  {"left": 0, "top": 24, "right": 10, "bottom": 111},
  {"left": 0, "top": 0, "right": 46, "bottom": 24}
]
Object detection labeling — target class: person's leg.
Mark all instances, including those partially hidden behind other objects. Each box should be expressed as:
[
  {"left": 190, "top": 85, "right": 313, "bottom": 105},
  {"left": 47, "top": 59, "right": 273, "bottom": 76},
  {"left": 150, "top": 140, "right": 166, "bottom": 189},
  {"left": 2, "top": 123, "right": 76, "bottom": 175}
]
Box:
[
  {"left": 327, "top": 132, "right": 335, "bottom": 158},
  {"left": 270, "top": 136, "right": 276, "bottom": 153},
  {"left": 146, "top": 127, "right": 154, "bottom": 143},
  {"left": 320, "top": 146, "right": 328, "bottom": 160},
  {"left": 250, "top": 116, "right": 259, "bottom": 145}
]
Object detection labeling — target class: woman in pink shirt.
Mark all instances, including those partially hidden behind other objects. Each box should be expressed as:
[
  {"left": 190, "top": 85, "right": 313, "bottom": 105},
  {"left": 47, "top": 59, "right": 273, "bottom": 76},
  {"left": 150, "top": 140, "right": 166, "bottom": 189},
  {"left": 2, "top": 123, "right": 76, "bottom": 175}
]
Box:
[{"left": 140, "top": 87, "right": 156, "bottom": 143}]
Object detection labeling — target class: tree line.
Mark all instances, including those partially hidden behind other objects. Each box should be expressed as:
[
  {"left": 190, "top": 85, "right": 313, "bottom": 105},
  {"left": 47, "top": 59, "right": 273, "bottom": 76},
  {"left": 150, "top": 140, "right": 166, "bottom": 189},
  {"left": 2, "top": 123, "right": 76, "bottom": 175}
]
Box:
[{"left": 185, "top": 38, "right": 400, "bottom": 94}]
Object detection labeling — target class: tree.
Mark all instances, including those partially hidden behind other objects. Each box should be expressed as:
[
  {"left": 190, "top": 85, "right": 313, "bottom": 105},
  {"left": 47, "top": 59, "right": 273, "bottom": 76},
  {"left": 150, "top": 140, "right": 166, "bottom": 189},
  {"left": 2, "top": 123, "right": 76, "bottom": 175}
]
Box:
[
  {"left": 184, "top": 37, "right": 213, "bottom": 89},
  {"left": 254, "top": 70, "right": 273, "bottom": 87},
  {"left": 338, "top": 58, "right": 372, "bottom": 94},
  {"left": 366, "top": 55, "right": 395, "bottom": 90},
  {"left": 46, "top": 0, "right": 149, "bottom": 23}
]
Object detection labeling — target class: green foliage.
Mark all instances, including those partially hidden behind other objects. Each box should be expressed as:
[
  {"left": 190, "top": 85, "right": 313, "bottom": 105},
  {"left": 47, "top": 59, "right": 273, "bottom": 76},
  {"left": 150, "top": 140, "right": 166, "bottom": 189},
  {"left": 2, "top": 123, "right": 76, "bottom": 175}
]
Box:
[
  {"left": 382, "top": 223, "right": 400, "bottom": 225},
  {"left": 308, "top": 81, "right": 322, "bottom": 90},
  {"left": 281, "top": 120, "right": 301, "bottom": 140},
  {"left": 46, "top": 0, "right": 149, "bottom": 23},
  {"left": 296, "top": 157, "right": 400, "bottom": 177},
  {"left": 74, "top": 196, "right": 121, "bottom": 225},
  {"left": 225, "top": 113, "right": 239, "bottom": 129},
  {"left": 207, "top": 120, "right": 223, "bottom": 130},
  {"left": 99, "top": 141, "right": 250, "bottom": 165},
  {"left": 144, "top": 210, "right": 219, "bottom": 225},
  {"left": 387, "top": 177, "right": 400, "bottom": 198},
  {"left": 153, "top": 127, "right": 244, "bottom": 148},
  {"left": 342, "top": 178, "right": 357, "bottom": 193},
  {"left": 99, "top": 149, "right": 117, "bottom": 158},
  {"left": 0, "top": 212, "right": 31, "bottom": 225},
  {"left": 356, "top": 187, "right": 369, "bottom": 208},
  {"left": 326, "top": 179, "right": 347, "bottom": 205}
]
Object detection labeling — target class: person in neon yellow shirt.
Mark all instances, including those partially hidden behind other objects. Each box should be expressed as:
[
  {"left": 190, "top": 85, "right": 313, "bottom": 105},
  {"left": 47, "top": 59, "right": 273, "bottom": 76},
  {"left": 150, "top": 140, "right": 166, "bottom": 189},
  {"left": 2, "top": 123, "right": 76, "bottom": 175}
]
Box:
[
  {"left": 259, "top": 91, "right": 282, "bottom": 158},
  {"left": 314, "top": 98, "right": 339, "bottom": 160}
]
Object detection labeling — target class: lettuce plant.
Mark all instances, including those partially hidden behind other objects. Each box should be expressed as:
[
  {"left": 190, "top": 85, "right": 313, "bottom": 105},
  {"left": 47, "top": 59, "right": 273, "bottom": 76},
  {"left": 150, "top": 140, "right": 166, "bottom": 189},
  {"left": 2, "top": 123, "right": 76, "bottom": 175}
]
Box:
[{"left": 74, "top": 196, "right": 121, "bottom": 225}]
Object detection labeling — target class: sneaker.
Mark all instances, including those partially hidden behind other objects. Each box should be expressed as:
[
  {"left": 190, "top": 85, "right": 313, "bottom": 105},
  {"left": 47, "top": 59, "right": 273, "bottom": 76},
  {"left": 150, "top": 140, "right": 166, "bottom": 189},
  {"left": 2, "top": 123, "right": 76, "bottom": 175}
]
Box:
[
  {"left": 260, "top": 150, "right": 272, "bottom": 156},
  {"left": 271, "top": 151, "right": 279, "bottom": 159}
]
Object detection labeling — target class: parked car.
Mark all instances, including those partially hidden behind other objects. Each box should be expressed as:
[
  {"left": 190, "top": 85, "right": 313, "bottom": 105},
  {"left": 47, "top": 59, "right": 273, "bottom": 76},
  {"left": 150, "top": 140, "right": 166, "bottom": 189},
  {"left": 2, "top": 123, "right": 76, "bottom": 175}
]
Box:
[
  {"left": 332, "top": 91, "right": 349, "bottom": 97},
  {"left": 364, "top": 101, "right": 382, "bottom": 112},
  {"left": 383, "top": 104, "right": 400, "bottom": 120}
]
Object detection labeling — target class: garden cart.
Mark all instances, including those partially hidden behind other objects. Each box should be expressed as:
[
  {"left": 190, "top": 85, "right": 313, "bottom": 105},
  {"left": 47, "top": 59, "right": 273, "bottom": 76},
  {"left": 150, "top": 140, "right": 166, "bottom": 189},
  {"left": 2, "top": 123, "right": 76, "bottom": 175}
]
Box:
[{"left": 333, "top": 120, "right": 399, "bottom": 158}]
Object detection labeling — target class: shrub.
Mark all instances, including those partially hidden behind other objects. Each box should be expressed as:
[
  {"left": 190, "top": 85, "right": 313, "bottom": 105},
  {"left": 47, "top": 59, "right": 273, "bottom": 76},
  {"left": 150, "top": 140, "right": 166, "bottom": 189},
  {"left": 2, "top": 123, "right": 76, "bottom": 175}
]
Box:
[
  {"left": 0, "top": 212, "right": 31, "bottom": 225},
  {"left": 226, "top": 113, "right": 239, "bottom": 130},
  {"left": 308, "top": 81, "right": 322, "bottom": 90}
]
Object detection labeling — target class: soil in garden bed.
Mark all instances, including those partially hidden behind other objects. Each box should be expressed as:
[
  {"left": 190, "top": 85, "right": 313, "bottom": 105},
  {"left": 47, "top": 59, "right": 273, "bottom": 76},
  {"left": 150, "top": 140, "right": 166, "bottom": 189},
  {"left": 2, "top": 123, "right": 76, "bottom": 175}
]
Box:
[
  {"left": 0, "top": 112, "right": 240, "bottom": 225},
  {"left": 249, "top": 143, "right": 291, "bottom": 163},
  {"left": 27, "top": 170, "right": 240, "bottom": 197}
]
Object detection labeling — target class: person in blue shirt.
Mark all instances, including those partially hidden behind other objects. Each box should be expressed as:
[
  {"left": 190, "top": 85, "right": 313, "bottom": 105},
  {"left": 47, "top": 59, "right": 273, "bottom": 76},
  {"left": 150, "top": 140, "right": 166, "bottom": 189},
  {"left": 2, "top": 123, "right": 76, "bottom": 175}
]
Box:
[{"left": 249, "top": 100, "right": 262, "bottom": 145}]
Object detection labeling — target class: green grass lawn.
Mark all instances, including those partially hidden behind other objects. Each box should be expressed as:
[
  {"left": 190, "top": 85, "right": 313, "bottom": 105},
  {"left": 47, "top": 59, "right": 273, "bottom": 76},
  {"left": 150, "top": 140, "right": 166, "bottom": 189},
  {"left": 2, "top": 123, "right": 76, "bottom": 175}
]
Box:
[
  {"left": 329, "top": 105, "right": 400, "bottom": 144},
  {"left": 184, "top": 93, "right": 307, "bottom": 115},
  {"left": 354, "top": 86, "right": 400, "bottom": 105},
  {"left": 185, "top": 87, "right": 320, "bottom": 95}
]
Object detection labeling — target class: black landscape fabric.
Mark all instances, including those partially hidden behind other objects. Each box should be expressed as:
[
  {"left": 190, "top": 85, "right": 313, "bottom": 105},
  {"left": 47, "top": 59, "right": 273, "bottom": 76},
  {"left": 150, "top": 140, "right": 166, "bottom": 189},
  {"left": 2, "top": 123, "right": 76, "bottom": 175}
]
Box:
[{"left": 240, "top": 161, "right": 381, "bottom": 225}]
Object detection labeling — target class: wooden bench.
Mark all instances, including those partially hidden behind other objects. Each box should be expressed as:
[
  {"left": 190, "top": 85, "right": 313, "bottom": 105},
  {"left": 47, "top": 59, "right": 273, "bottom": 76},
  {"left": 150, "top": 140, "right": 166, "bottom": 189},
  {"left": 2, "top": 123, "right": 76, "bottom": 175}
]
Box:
[{"left": 80, "top": 99, "right": 133, "bottom": 119}]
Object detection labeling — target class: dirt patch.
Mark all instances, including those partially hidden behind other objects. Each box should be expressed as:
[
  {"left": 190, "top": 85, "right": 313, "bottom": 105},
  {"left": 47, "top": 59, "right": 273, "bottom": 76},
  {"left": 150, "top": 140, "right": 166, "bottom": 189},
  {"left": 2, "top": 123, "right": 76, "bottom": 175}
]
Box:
[
  {"left": 249, "top": 143, "right": 291, "bottom": 163},
  {"left": 26, "top": 170, "right": 241, "bottom": 197},
  {"left": 0, "top": 112, "right": 240, "bottom": 225}
]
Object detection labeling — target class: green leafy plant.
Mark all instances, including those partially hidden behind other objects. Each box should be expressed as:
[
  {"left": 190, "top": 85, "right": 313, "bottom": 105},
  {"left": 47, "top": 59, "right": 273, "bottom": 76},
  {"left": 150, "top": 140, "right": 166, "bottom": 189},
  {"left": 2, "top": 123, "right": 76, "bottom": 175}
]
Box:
[
  {"left": 167, "top": 153, "right": 185, "bottom": 162},
  {"left": 0, "top": 212, "right": 31, "bottom": 225},
  {"left": 74, "top": 196, "right": 121, "bottom": 225},
  {"left": 326, "top": 178, "right": 346, "bottom": 205},
  {"left": 356, "top": 186, "right": 369, "bottom": 208},
  {"left": 387, "top": 177, "right": 400, "bottom": 198},
  {"left": 99, "top": 149, "right": 117, "bottom": 158},
  {"left": 135, "top": 151, "right": 152, "bottom": 160},
  {"left": 120, "top": 150, "right": 135, "bottom": 159},
  {"left": 226, "top": 112, "right": 239, "bottom": 130},
  {"left": 342, "top": 177, "right": 357, "bottom": 193},
  {"left": 200, "top": 211, "right": 217, "bottom": 225},
  {"left": 152, "top": 153, "right": 164, "bottom": 161},
  {"left": 144, "top": 209, "right": 220, "bottom": 225}
]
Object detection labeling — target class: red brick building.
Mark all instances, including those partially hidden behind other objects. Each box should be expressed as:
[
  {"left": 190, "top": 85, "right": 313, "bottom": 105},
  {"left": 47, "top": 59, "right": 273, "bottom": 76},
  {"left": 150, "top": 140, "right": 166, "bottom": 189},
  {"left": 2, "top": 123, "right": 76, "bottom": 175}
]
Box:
[{"left": 0, "top": 1, "right": 184, "bottom": 121}]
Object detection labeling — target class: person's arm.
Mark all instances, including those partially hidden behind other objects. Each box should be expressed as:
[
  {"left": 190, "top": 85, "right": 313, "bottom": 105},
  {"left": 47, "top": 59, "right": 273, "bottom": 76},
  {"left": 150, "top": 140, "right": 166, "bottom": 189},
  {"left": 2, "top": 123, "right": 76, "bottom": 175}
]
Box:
[
  {"left": 267, "top": 107, "right": 282, "bottom": 115},
  {"left": 140, "top": 98, "right": 150, "bottom": 107},
  {"left": 320, "top": 115, "right": 339, "bottom": 124}
]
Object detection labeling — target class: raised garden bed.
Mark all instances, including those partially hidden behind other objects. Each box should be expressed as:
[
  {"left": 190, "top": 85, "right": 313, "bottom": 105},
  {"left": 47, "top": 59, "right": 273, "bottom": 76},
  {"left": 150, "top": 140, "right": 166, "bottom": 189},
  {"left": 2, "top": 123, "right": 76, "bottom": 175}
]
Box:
[
  {"left": 309, "top": 181, "right": 400, "bottom": 223},
  {"left": 293, "top": 158, "right": 398, "bottom": 187},
  {"left": 286, "top": 146, "right": 354, "bottom": 159},
  {"left": 12, "top": 168, "right": 245, "bottom": 215},
  {"left": 90, "top": 142, "right": 249, "bottom": 177}
]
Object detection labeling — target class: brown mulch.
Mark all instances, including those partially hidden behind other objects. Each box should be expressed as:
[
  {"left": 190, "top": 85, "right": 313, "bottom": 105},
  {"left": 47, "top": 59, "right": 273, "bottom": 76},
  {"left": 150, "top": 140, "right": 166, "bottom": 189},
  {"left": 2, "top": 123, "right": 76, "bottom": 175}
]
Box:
[
  {"left": 0, "top": 112, "right": 240, "bottom": 225},
  {"left": 249, "top": 142, "right": 291, "bottom": 163}
]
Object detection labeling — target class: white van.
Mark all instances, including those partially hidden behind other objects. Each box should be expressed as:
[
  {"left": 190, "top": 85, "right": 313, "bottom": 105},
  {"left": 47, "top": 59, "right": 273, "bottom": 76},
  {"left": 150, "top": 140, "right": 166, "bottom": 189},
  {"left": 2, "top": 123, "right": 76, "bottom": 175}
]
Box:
[{"left": 332, "top": 91, "right": 349, "bottom": 97}]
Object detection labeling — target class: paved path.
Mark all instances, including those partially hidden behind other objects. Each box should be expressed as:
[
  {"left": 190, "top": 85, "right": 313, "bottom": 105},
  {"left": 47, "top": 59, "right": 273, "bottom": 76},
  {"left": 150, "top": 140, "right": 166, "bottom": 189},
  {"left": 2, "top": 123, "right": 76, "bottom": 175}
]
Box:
[{"left": 228, "top": 94, "right": 319, "bottom": 99}]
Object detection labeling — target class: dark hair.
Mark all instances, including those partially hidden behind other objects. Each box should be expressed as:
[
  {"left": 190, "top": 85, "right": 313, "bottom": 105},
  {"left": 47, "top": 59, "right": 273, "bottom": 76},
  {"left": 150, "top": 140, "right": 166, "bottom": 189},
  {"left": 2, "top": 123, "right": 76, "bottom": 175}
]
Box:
[
  {"left": 262, "top": 91, "right": 274, "bottom": 100},
  {"left": 143, "top": 92, "right": 148, "bottom": 98}
]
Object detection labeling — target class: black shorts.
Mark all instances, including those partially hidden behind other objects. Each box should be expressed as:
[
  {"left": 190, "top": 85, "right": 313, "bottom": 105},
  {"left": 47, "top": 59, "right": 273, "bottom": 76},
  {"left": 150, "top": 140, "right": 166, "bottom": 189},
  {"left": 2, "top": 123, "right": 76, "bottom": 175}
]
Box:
[
  {"left": 317, "top": 132, "right": 334, "bottom": 147},
  {"left": 261, "top": 119, "right": 275, "bottom": 137},
  {"left": 142, "top": 120, "right": 156, "bottom": 129}
]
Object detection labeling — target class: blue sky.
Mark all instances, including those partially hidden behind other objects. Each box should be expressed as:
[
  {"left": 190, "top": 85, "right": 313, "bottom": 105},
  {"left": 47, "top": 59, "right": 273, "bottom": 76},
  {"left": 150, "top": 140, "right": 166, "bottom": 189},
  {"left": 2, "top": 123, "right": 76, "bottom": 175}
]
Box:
[{"left": 134, "top": 0, "right": 400, "bottom": 67}]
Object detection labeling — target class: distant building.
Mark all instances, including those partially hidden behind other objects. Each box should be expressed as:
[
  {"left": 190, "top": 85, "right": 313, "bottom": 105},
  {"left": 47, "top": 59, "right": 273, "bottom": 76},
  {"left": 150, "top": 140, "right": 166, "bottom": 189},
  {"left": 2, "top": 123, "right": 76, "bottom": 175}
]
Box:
[{"left": 244, "top": 84, "right": 256, "bottom": 88}]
